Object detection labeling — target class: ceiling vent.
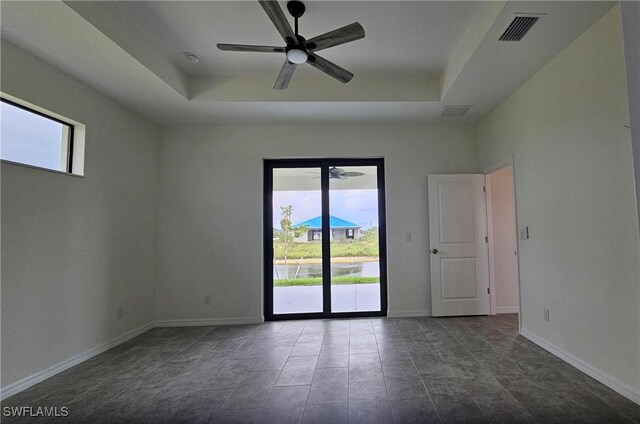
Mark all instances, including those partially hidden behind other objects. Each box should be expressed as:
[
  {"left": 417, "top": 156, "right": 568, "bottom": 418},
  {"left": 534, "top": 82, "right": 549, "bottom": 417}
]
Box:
[
  {"left": 499, "top": 15, "right": 540, "bottom": 42},
  {"left": 441, "top": 106, "right": 471, "bottom": 118}
]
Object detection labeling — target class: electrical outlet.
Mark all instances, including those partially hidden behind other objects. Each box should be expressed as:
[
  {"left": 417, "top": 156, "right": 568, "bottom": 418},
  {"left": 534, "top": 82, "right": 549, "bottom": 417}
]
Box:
[
  {"left": 116, "top": 307, "right": 124, "bottom": 320},
  {"left": 204, "top": 295, "right": 211, "bottom": 305},
  {"left": 543, "top": 307, "right": 549, "bottom": 322}
]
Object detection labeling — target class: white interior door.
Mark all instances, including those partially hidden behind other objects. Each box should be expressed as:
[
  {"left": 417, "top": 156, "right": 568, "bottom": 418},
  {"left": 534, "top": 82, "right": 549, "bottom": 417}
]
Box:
[{"left": 428, "top": 174, "right": 489, "bottom": 316}]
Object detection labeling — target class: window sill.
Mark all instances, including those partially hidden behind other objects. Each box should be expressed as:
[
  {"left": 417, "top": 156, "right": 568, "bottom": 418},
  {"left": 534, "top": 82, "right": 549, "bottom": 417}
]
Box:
[{"left": 1, "top": 160, "right": 84, "bottom": 178}]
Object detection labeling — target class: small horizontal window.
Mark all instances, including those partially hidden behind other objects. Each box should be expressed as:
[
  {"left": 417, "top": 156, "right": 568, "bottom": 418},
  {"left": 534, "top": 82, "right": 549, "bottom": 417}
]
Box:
[{"left": 1, "top": 98, "right": 75, "bottom": 173}]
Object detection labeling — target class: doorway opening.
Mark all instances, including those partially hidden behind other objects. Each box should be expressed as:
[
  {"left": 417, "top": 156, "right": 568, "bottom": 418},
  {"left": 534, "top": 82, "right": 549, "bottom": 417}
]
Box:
[
  {"left": 264, "top": 159, "right": 387, "bottom": 320},
  {"left": 486, "top": 164, "right": 520, "bottom": 318}
]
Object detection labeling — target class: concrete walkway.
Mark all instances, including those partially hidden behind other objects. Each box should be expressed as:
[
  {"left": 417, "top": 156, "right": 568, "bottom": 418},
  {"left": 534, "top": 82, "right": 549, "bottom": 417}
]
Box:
[{"left": 273, "top": 283, "right": 381, "bottom": 314}]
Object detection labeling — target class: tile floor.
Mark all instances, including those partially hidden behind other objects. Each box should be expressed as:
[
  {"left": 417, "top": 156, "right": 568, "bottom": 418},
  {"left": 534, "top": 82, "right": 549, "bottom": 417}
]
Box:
[{"left": 2, "top": 314, "right": 639, "bottom": 423}]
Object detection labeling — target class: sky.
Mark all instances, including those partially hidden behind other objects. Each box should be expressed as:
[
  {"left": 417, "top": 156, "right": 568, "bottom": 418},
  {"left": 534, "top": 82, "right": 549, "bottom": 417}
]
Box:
[
  {"left": 1, "top": 101, "right": 65, "bottom": 171},
  {"left": 273, "top": 188, "right": 379, "bottom": 230}
]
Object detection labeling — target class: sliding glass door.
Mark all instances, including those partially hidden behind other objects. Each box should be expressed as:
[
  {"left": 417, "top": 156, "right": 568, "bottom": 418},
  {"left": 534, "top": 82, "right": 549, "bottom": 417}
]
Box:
[{"left": 264, "top": 159, "right": 387, "bottom": 320}]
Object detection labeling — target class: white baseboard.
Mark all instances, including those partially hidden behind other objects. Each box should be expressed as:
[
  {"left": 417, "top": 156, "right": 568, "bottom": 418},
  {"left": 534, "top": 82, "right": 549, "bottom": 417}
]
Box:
[
  {"left": 520, "top": 328, "right": 640, "bottom": 406},
  {"left": 387, "top": 309, "right": 432, "bottom": 318},
  {"left": 154, "top": 317, "right": 264, "bottom": 327},
  {"left": 1, "top": 316, "right": 266, "bottom": 401},
  {"left": 0, "top": 321, "right": 155, "bottom": 401},
  {"left": 496, "top": 306, "right": 519, "bottom": 314}
]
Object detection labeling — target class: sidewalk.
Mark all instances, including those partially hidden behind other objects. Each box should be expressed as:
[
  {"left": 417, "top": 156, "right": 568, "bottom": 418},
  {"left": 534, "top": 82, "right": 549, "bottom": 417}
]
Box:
[{"left": 273, "top": 283, "right": 381, "bottom": 314}]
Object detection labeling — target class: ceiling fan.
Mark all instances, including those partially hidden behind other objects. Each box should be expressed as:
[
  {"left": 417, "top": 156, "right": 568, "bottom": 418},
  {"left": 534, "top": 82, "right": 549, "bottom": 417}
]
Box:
[
  {"left": 217, "top": 0, "right": 365, "bottom": 89},
  {"left": 308, "top": 167, "right": 365, "bottom": 180}
]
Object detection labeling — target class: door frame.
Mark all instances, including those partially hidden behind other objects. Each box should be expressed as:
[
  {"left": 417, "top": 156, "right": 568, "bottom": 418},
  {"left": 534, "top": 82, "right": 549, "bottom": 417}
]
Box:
[
  {"left": 484, "top": 156, "right": 522, "bottom": 327},
  {"left": 263, "top": 158, "right": 388, "bottom": 321}
]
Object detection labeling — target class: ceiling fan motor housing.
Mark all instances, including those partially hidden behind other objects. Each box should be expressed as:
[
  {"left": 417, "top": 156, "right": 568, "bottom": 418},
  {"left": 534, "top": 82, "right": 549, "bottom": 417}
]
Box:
[{"left": 287, "top": 1, "right": 306, "bottom": 19}]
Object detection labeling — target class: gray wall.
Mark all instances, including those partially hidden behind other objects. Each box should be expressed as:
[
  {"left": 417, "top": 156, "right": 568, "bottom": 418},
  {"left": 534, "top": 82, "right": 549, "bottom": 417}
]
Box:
[
  {"left": 156, "top": 124, "right": 479, "bottom": 322},
  {"left": 1, "top": 41, "right": 160, "bottom": 387},
  {"left": 621, "top": 2, "right": 640, "bottom": 241},
  {"left": 478, "top": 6, "right": 639, "bottom": 392}
]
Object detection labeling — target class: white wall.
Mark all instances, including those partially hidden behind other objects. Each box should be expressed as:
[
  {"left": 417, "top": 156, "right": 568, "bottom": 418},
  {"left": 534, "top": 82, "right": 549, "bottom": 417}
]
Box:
[
  {"left": 156, "top": 124, "right": 479, "bottom": 322},
  {"left": 487, "top": 166, "right": 518, "bottom": 313},
  {"left": 621, "top": 2, "right": 640, "bottom": 238},
  {"left": 1, "top": 41, "right": 160, "bottom": 388},
  {"left": 479, "top": 5, "right": 640, "bottom": 393}
]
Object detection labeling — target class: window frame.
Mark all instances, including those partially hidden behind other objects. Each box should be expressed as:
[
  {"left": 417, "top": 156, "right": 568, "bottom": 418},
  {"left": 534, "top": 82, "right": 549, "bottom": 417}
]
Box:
[{"left": 1, "top": 97, "right": 75, "bottom": 174}]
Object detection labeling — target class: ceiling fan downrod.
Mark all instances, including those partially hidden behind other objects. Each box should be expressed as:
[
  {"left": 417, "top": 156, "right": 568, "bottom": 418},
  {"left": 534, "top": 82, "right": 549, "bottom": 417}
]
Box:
[{"left": 287, "top": 0, "right": 306, "bottom": 39}]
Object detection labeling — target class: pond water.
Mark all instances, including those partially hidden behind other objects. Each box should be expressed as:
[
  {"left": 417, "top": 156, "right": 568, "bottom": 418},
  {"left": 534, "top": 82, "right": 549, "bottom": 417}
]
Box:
[{"left": 274, "top": 261, "right": 379, "bottom": 279}]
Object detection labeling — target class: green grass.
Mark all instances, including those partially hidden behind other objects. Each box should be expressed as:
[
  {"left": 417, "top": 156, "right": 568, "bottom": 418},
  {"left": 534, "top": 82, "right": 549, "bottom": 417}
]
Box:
[
  {"left": 274, "top": 228, "right": 379, "bottom": 259},
  {"left": 273, "top": 276, "right": 380, "bottom": 287}
]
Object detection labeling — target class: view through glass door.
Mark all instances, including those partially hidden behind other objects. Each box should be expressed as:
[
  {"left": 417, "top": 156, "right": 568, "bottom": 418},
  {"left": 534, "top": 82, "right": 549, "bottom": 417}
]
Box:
[{"left": 265, "top": 159, "right": 387, "bottom": 319}]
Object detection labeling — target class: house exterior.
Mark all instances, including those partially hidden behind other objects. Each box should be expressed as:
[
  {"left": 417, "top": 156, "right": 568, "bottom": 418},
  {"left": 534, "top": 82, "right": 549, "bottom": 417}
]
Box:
[{"left": 293, "top": 215, "right": 361, "bottom": 242}]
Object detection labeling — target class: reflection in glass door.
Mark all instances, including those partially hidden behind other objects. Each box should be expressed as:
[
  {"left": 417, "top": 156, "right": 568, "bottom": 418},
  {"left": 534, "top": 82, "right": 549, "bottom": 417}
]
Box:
[
  {"left": 265, "top": 159, "right": 387, "bottom": 320},
  {"left": 329, "top": 166, "right": 381, "bottom": 313},
  {"left": 271, "top": 167, "right": 323, "bottom": 315}
]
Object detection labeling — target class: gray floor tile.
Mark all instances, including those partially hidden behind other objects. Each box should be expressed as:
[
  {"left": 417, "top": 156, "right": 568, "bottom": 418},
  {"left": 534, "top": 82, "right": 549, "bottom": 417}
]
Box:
[
  {"left": 472, "top": 391, "right": 537, "bottom": 424},
  {"left": 430, "top": 392, "right": 489, "bottom": 424},
  {"left": 349, "top": 352, "right": 384, "bottom": 382},
  {"left": 275, "top": 355, "right": 318, "bottom": 386},
  {"left": 257, "top": 405, "right": 306, "bottom": 424},
  {"left": 211, "top": 408, "right": 260, "bottom": 424},
  {"left": 5, "top": 314, "right": 637, "bottom": 424},
  {"left": 378, "top": 346, "right": 413, "bottom": 365},
  {"left": 390, "top": 397, "right": 441, "bottom": 424},
  {"left": 385, "top": 376, "right": 428, "bottom": 400},
  {"left": 223, "top": 370, "right": 280, "bottom": 409},
  {"left": 423, "top": 377, "right": 469, "bottom": 395},
  {"left": 166, "top": 389, "right": 233, "bottom": 424},
  {"left": 266, "top": 385, "right": 310, "bottom": 413},
  {"left": 349, "top": 380, "right": 388, "bottom": 401},
  {"left": 291, "top": 339, "right": 323, "bottom": 357},
  {"left": 302, "top": 403, "right": 348, "bottom": 424},
  {"left": 348, "top": 398, "right": 395, "bottom": 424},
  {"left": 317, "top": 344, "right": 349, "bottom": 368},
  {"left": 308, "top": 367, "right": 348, "bottom": 405}
]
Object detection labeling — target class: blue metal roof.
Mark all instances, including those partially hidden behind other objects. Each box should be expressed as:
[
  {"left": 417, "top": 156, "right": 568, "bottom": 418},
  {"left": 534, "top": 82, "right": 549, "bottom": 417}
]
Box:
[{"left": 293, "top": 215, "right": 360, "bottom": 230}]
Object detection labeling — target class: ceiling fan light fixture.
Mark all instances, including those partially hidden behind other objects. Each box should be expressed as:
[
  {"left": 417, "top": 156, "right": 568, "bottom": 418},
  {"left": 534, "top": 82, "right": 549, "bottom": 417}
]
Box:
[{"left": 286, "top": 48, "right": 308, "bottom": 64}]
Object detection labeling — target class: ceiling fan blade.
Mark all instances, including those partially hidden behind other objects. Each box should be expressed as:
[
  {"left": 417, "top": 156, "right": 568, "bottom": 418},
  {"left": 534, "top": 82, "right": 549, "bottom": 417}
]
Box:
[
  {"left": 274, "top": 60, "right": 297, "bottom": 90},
  {"left": 258, "top": 1, "right": 297, "bottom": 44},
  {"left": 307, "top": 54, "right": 353, "bottom": 84},
  {"left": 342, "top": 172, "right": 365, "bottom": 177},
  {"left": 306, "top": 22, "right": 365, "bottom": 52},
  {"left": 217, "top": 43, "right": 285, "bottom": 53}
]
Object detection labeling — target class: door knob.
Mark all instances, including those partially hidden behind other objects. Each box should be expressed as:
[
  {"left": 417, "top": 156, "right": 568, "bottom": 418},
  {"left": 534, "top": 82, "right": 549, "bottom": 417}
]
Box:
[{"left": 431, "top": 249, "right": 438, "bottom": 254}]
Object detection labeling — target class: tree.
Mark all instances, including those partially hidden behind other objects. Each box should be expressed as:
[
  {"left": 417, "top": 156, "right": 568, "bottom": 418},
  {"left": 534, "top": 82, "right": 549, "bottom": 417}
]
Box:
[{"left": 275, "top": 205, "right": 309, "bottom": 278}]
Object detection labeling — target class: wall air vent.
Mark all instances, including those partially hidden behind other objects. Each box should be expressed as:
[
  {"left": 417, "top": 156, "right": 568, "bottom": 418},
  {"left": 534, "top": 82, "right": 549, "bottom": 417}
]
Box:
[
  {"left": 499, "top": 15, "right": 540, "bottom": 42},
  {"left": 441, "top": 106, "right": 471, "bottom": 118}
]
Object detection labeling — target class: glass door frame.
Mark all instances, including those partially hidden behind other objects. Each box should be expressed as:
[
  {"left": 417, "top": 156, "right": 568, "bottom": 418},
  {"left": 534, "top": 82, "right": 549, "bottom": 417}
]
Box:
[{"left": 264, "top": 158, "right": 388, "bottom": 320}]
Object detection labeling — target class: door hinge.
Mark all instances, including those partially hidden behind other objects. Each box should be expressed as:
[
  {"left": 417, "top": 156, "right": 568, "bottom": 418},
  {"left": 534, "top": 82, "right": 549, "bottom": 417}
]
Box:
[
  {"left": 485, "top": 236, "right": 488, "bottom": 243},
  {"left": 487, "top": 287, "right": 490, "bottom": 294},
  {"left": 483, "top": 186, "right": 486, "bottom": 193}
]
